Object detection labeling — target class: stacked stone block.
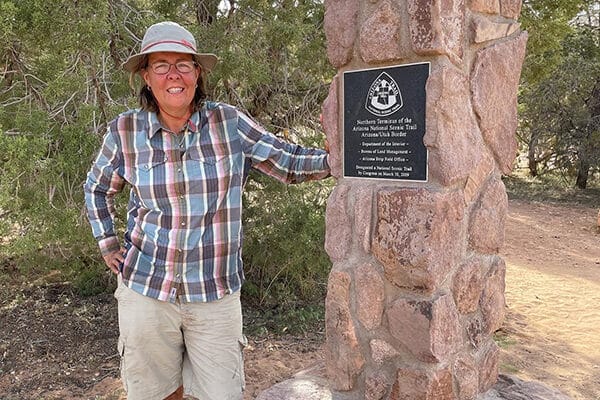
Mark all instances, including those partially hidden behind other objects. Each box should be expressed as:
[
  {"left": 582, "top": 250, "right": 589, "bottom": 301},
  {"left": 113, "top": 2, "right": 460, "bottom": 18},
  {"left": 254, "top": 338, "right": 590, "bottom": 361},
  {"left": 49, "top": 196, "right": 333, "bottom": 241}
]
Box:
[{"left": 321, "top": 0, "right": 527, "bottom": 398}]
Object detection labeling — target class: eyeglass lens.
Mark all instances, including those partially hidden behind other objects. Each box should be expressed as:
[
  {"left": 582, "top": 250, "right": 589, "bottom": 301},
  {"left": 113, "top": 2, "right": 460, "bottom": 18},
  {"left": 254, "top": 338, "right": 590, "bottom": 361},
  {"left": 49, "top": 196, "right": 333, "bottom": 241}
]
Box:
[{"left": 151, "top": 61, "right": 196, "bottom": 74}]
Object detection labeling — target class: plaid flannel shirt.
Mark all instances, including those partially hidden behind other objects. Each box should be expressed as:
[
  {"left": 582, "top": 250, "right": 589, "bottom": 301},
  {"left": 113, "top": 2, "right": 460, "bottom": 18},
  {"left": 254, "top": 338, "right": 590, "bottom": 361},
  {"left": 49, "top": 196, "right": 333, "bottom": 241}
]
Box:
[{"left": 84, "top": 101, "right": 330, "bottom": 303}]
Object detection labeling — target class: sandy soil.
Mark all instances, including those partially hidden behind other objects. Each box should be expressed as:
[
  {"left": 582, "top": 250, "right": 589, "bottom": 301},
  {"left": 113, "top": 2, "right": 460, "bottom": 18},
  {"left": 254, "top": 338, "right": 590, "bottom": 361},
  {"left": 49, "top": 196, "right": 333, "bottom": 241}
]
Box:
[
  {"left": 0, "top": 199, "right": 598, "bottom": 399},
  {"left": 499, "top": 200, "right": 600, "bottom": 400}
]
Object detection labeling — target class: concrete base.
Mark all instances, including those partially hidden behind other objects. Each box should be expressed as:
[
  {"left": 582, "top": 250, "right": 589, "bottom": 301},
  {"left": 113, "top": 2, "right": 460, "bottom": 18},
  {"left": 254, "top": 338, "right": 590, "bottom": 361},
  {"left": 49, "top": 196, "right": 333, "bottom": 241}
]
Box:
[{"left": 255, "top": 365, "right": 573, "bottom": 400}]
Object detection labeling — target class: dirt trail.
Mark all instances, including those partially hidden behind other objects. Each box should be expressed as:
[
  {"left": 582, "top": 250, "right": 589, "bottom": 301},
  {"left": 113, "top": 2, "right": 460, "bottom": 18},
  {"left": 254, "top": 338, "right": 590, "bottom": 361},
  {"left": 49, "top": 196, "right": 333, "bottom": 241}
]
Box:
[{"left": 500, "top": 200, "right": 600, "bottom": 399}]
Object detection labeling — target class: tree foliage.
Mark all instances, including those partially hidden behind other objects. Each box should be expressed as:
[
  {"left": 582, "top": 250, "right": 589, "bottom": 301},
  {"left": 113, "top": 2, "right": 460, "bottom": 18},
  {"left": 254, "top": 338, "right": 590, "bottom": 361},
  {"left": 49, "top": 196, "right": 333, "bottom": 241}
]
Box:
[
  {"left": 0, "top": 0, "right": 334, "bottom": 303},
  {"left": 4, "top": 0, "right": 598, "bottom": 302},
  {"left": 519, "top": 0, "right": 600, "bottom": 187}
]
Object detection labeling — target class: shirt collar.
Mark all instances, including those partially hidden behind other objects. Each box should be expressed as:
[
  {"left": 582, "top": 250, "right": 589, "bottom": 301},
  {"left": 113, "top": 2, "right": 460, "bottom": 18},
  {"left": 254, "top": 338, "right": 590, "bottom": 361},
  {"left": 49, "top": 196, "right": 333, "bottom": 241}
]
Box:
[{"left": 147, "top": 110, "right": 201, "bottom": 138}]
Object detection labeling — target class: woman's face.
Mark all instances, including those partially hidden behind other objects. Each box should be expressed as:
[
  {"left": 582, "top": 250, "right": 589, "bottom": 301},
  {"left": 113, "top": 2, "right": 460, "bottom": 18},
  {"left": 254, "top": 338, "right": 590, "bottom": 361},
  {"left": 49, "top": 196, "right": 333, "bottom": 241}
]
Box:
[{"left": 142, "top": 52, "right": 200, "bottom": 117}]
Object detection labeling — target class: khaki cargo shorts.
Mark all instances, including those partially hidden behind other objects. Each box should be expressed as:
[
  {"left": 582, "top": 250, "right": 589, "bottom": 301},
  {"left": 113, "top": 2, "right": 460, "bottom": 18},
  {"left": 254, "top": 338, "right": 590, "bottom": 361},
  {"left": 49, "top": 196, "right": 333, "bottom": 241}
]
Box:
[{"left": 115, "top": 281, "right": 246, "bottom": 400}]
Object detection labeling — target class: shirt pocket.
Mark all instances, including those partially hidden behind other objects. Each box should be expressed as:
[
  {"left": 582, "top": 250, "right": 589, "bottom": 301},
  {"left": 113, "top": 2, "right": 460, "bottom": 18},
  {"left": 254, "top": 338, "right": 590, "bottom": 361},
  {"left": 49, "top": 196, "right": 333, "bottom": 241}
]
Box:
[
  {"left": 186, "top": 146, "right": 240, "bottom": 193},
  {"left": 187, "top": 148, "right": 231, "bottom": 170},
  {"left": 132, "top": 151, "right": 169, "bottom": 210}
]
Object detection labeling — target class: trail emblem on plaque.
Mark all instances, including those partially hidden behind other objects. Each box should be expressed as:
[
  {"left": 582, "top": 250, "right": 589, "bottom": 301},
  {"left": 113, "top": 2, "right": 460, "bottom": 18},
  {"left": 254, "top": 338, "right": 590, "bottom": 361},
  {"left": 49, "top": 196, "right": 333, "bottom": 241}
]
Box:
[{"left": 365, "top": 72, "right": 403, "bottom": 117}]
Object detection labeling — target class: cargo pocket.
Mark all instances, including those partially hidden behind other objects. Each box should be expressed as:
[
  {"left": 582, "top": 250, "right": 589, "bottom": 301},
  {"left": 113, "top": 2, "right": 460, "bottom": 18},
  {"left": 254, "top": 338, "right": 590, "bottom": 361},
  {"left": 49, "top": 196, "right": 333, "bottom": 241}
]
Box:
[
  {"left": 117, "top": 337, "right": 128, "bottom": 393},
  {"left": 238, "top": 335, "right": 248, "bottom": 391}
]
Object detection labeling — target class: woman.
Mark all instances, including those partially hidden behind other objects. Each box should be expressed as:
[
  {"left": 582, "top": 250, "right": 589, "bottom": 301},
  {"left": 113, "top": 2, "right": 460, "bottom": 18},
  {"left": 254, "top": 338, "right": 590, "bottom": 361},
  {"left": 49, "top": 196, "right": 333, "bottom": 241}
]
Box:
[{"left": 84, "top": 21, "right": 330, "bottom": 400}]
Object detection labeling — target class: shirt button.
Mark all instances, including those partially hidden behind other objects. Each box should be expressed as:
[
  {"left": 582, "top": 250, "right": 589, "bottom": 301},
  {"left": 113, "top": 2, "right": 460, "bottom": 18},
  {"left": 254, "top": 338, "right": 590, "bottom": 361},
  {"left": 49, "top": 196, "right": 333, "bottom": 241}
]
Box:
[
  {"left": 179, "top": 195, "right": 184, "bottom": 199},
  {"left": 176, "top": 273, "right": 181, "bottom": 279},
  {"left": 177, "top": 168, "right": 182, "bottom": 173},
  {"left": 181, "top": 222, "right": 186, "bottom": 226}
]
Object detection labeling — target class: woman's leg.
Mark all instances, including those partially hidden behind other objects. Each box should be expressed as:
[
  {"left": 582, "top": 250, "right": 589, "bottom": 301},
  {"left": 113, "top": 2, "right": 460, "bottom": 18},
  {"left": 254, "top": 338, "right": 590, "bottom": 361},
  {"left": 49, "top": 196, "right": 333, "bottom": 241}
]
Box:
[
  {"left": 180, "top": 291, "right": 246, "bottom": 400},
  {"left": 115, "top": 282, "right": 185, "bottom": 400},
  {"left": 164, "top": 385, "right": 183, "bottom": 400}
]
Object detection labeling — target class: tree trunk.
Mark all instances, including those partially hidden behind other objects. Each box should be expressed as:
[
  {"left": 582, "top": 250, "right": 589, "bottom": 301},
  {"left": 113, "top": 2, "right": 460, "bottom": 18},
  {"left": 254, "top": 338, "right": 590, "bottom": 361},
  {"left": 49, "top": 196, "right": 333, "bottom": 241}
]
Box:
[
  {"left": 527, "top": 130, "right": 539, "bottom": 177},
  {"left": 195, "top": 0, "right": 219, "bottom": 25},
  {"left": 575, "top": 156, "right": 589, "bottom": 189}
]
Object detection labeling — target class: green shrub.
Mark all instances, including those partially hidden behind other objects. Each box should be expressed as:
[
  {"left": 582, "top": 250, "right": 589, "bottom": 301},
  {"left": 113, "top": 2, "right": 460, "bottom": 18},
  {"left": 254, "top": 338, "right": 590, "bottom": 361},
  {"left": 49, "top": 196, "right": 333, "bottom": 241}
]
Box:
[{"left": 242, "top": 169, "right": 333, "bottom": 308}]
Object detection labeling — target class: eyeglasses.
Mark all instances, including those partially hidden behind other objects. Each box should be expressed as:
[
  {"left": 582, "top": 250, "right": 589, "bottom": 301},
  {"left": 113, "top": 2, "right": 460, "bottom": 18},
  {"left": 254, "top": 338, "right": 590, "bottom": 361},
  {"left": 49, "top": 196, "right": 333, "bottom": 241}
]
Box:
[{"left": 148, "top": 61, "right": 197, "bottom": 75}]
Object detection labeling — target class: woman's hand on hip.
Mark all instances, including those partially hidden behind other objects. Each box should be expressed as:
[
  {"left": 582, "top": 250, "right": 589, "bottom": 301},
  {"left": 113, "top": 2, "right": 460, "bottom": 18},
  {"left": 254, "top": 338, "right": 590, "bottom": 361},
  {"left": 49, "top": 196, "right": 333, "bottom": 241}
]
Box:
[{"left": 103, "top": 247, "right": 126, "bottom": 275}]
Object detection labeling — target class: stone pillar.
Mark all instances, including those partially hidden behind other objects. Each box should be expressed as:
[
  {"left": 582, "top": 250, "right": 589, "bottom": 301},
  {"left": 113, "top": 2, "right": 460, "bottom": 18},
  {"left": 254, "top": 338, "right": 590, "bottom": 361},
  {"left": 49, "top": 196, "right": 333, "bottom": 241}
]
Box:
[{"left": 321, "top": 0, "right": 527, "bottom": 399}]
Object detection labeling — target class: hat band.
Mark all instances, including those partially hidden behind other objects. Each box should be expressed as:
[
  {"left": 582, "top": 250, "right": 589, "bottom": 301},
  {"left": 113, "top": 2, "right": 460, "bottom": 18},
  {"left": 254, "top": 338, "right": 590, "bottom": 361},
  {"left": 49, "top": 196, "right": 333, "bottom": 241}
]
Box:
[{"left": 142, "top": 39, "right": 196, "bottom": 53}]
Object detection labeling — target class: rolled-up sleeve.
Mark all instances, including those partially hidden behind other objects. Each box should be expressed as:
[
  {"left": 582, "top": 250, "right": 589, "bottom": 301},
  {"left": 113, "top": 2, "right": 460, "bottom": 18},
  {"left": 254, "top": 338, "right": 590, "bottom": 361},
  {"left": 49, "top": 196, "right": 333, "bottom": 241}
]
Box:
[
  {"left": 236, "top": 111, "right": 330, "bottom": 183},
  {"left": 83, "top": 129, "right": 125, "bottom": 256}
]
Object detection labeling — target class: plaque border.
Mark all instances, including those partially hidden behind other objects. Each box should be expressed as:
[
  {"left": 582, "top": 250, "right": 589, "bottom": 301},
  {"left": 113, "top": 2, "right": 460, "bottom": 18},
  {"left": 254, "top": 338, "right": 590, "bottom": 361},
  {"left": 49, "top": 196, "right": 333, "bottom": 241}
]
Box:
[{"left": 341, "top": 62, "right": 431, "bottom": 183}]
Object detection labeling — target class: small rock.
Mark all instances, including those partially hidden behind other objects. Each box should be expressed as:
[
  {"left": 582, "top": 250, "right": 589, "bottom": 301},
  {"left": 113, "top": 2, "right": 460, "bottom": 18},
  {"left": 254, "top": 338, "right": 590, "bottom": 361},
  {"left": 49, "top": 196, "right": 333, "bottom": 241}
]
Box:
[{"left": 478, "top": 374, "right": 573, "bottom": 400}]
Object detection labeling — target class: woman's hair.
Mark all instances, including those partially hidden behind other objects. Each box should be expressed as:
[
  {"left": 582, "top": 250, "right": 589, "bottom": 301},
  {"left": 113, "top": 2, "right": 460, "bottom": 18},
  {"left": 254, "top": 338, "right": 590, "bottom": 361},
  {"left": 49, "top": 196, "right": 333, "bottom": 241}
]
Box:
[{"left": 129, "top": 55, "right": 208, "bottom": 113}]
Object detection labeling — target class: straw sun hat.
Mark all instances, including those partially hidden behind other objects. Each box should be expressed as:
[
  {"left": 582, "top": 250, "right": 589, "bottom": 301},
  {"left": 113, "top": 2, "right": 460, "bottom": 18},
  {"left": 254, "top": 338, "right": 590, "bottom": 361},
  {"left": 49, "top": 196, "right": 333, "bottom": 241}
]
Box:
[{"left": 122, "top": 21, "right": 218, "bottom": 73}]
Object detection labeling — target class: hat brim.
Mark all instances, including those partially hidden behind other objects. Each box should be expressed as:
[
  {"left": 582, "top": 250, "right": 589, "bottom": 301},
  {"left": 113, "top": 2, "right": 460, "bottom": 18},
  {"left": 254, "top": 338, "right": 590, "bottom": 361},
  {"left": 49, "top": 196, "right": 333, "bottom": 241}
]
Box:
[{"left": 122, "top": 43, "right": 218, "bottom": 73}]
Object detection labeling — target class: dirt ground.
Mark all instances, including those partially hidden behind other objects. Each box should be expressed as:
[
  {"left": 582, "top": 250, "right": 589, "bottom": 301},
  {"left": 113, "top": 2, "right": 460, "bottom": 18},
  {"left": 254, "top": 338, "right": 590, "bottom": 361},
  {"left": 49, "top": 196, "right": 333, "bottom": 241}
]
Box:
[
  {"left": 0, "top": 198, "right": 598, "bottom": 399},
  {"left": 499, "top": 200, "right": 600, "bottom": 400}
]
